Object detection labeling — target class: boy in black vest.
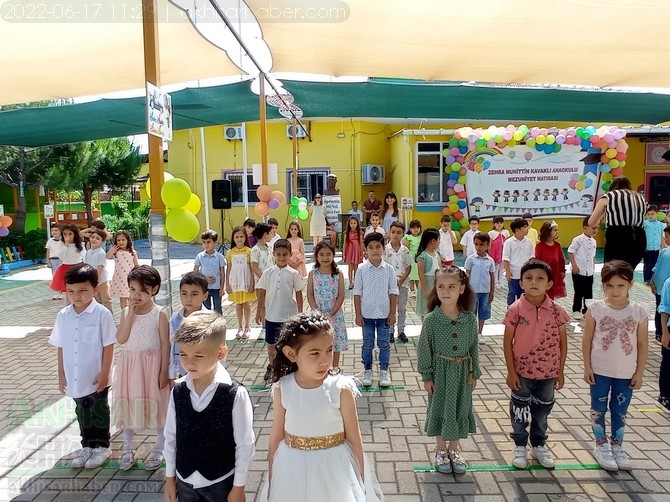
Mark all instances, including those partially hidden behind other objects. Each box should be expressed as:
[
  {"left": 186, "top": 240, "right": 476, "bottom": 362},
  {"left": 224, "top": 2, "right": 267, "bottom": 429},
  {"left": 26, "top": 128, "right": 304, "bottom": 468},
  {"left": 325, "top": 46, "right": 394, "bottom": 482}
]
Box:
[{"left": 164, "top": 311, "right": 255, "bottom": 502}]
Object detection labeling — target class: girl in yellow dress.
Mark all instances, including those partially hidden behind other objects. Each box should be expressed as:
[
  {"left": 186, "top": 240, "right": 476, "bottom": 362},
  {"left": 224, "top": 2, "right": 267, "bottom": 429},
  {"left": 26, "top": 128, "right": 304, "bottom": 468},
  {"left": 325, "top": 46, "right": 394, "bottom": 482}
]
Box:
[{"left": 226, "top": 226, "right": 257, "bottom": 339}]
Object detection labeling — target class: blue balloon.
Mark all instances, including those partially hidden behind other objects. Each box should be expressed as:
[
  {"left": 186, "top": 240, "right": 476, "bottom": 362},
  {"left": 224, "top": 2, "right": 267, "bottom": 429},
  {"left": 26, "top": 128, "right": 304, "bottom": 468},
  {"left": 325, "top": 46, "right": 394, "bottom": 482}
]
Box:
[
  {"left": 585, "top": 178, "right": 593, "bottom": 188},
  {"left": 581, "top": 139, "right": 590, "bottom": 149},
  {"left": 483, "top": 160, "right": 491, "bottom": 168},
  {"left": 458, "top": 200, "right": 466, "bottom": 209},
  {"left": 450, "top": 171, "right": 459, "bottom": 180},
  {"left": 535, "top": 144, "right": 543, "bottom": 151},
  {"left": 544, "top": 144, "right": 553, "bottom": 154},
  {"left": 459, "top": 146, "right": 468, "bottom": 154}
]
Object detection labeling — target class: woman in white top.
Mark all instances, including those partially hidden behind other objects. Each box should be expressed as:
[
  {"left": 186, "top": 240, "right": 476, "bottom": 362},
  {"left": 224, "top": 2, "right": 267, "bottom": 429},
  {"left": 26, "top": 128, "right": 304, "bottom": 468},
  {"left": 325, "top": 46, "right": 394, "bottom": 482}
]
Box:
[{"left": 310, "top": 194, "right": 327, "bottom": 246}]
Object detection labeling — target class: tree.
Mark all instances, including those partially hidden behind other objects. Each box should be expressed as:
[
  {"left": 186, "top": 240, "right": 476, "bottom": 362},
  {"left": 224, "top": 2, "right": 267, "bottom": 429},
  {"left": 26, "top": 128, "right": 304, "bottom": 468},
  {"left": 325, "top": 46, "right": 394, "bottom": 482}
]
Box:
[{"left": 46, "top": 138, "right": 143, "bottom": 225}]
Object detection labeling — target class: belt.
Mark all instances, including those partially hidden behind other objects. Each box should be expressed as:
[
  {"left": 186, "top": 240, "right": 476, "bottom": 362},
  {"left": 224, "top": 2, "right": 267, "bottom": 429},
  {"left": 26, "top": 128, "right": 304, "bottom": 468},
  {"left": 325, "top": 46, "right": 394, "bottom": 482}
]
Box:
[
  {"left": 284, "top": 431, "right": 345, "bottom": 451},
  {"left": 438, "top": 354, "right": 474, "bottom": 374}
]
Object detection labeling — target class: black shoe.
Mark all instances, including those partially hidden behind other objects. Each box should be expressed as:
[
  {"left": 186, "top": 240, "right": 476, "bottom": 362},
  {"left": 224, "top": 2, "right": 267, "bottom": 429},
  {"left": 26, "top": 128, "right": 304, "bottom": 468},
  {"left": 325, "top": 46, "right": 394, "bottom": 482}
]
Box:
[
  {"left": 657, "top": 397, "right": 670, "bottom": 414},
  {"left": 398, "top": 332, "right": 409, "bottom": 343},
  {"left": 390, "top": 333, "right": 395, "bottom": 343},
  {"left": 263, "top": 364, "right": 272, "bottom": 382},
  {"left": 656, "top": 333, "right": 663, "bottom": 344}
]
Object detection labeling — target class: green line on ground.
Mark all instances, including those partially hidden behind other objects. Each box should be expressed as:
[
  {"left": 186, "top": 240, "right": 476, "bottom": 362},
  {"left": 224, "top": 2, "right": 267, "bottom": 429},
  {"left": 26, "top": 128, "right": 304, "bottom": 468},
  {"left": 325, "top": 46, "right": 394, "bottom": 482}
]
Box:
[
  {"left": 359, "top": 385, "right": 405, "bottom": 392},
  {"left": 250, "top": 385, "right": 270, "bottom": 391},
  {"left": 414, "top": 463, "right": 601, "bottom": 472}
]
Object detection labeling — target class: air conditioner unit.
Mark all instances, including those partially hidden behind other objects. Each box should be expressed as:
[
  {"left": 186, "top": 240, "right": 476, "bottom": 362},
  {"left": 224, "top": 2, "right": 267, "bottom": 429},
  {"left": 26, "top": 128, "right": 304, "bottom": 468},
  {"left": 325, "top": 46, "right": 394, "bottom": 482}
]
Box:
[
  {"left": 286, "top": 124, "right": 307, "bottom": 139},
  {"left": 362, "top": 164, "right": 385, "bottom": 184},
  {"left": 224, "top": 126, "right": 244, "bottom": 140}
]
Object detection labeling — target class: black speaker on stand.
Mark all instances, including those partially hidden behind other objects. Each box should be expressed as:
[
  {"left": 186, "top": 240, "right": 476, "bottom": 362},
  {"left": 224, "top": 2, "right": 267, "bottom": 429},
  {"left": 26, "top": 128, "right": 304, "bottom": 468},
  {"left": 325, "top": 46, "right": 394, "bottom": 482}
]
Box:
[{"left": 212, "top": 180, "right": 232, "bottom": 252}]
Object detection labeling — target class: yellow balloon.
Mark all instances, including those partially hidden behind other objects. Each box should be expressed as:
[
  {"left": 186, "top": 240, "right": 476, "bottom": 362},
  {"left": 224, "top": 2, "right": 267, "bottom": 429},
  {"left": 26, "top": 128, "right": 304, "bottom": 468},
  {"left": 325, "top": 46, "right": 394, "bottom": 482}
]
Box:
[
  {"left": 165, "top": 208, "right": 200, "bottom": 242},
  {"left": 161, "top": 178, "right": 192, "bottom": 209},
  {"left": 145, "top": 172, "right": 174, "bottom": 199},
  {"left": 184, "top": 193, "right": 202, "bottom": 215}
]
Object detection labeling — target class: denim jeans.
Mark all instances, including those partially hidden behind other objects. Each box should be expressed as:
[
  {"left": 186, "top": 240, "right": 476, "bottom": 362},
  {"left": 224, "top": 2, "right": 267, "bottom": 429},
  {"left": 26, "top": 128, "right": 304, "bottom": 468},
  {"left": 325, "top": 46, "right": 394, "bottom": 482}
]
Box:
[
  {"left": 509, "top": 377, "right": 555, "bottom": 447},
  {"left": 507, "top": 278, "right": 523, "bottom": 306},
  {"left": 393, "top": 286, "right": 408, "bottom": 333},
  {"left": 204, "top": 288, "right": 222, "bottom": 313},
  {"left": 590, "top": 374, "right": 633, "bottom": 445},
  {"left": 361, "top": 318, "right": 390, "bottom": 370}
]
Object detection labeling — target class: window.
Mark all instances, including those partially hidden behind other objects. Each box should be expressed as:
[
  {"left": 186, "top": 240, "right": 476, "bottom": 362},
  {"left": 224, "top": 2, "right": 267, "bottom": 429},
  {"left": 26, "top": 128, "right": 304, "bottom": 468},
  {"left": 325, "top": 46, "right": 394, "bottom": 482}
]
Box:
[
  {"left": 285, "top": 169, "right": 329, "bottom": 201},
  {"left": 223, "top": 171, "right": 259, "bottom": 205},
  {"left": 416, "top": 142, "right": 450, "bottom": 204}
]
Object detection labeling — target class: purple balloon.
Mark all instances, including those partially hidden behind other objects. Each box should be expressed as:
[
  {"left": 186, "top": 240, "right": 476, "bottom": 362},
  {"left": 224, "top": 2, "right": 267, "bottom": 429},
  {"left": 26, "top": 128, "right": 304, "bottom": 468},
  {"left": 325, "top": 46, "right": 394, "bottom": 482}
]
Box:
[
  {"left": 447, "top": 179, "right": 456, "bottom": 188},
  {"left": 268, "top": 198, "right": 280, "bottom": 210},
  {"left": 445, "top": 155, "right": 455, "bottom": 164},
  {"left": 0, "top": 227, "right": 8, "bottom": 237}
]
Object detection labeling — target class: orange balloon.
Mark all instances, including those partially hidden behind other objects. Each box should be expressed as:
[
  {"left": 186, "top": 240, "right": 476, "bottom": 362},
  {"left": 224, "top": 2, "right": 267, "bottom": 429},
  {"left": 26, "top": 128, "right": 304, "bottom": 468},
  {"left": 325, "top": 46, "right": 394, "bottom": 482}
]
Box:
[
  {"left": 271, "top": 190, "right": 286, "bottom": 204},
  {"left": 256, "top": 185, "right": 273, "bottom": 202},
  {"left": 0, "top": 215, "right": 13, "bottom": 228},
  {"left": 254, "top": 201, "right": 269, "bottom": 217},
  {"left": 442, "top": 206, "right": 452, "bottom": 215}
]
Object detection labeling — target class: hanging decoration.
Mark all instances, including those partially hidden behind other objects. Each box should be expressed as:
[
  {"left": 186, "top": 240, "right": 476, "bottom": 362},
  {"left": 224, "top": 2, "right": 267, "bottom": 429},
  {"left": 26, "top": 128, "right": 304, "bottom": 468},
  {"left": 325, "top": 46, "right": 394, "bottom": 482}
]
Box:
[
  {"left": 288, "top": 196, "right": 309, "bottom": 220},
  {"left": 0, "top": 215, "right": 13, "bottom": 237},
  {"left": 160, "top": 177, "right": 200, "bottom": 242}
]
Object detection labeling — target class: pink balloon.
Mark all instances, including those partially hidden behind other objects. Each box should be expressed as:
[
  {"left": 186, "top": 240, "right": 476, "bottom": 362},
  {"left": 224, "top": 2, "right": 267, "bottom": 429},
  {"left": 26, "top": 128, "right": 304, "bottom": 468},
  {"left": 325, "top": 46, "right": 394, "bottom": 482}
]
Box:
[
  {"left": 555, "top": 135, "right": 565, "bottom": 144},
  {"left": 268, "top": 198, "right": 280, "bottom": 210},
  {"left": 454, "top": 183, "right": 464, "bottom": 192},
  {"left": 530, "top": 128, "right": 539, "bottom": 138},
  {"left": 451, "top": 147, "right": 460, "bottom": 155},
  {"left": 616, "top": 152, "right": 627, "bottom": 161}
]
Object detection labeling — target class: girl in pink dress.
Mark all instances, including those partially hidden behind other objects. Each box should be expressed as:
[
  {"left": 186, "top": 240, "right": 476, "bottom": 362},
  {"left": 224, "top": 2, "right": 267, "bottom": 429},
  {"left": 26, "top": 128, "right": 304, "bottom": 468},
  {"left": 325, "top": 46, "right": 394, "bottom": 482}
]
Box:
[
  {"left": 107, "top": 230, "right": 139, "bottom": 310},
  {"left": 535, "top": 221, "right": 567, "bottom": 299},
  {"left": 286, "top": 221, "right": 307, "bottom": 278},
  {"left": 113, "top": 265, "right": 170, "bottom": 471},
  {"left": 343, "top": 216, "right": 363, "bottom": 289}
]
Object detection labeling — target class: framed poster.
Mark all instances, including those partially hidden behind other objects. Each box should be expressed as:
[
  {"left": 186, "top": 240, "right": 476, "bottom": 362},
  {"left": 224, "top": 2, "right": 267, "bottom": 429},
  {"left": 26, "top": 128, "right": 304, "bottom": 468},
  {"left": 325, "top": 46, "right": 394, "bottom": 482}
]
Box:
[{"left": 645, "top": 142, "right": 670, "bottom": 166}]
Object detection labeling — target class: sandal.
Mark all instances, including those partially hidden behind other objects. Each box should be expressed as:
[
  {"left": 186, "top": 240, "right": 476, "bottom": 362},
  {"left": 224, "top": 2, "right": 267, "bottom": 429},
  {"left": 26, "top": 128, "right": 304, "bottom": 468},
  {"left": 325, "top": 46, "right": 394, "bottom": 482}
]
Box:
[
  {"left": 143, "top": 450, "right": 163, "bottom": 471},
  {"left": 119, "top": 450, "right": 137, "bottom": 471},
  {"left": 240, "top": 328, "right": 250, "bottom": 339},
  {"left": 235, "top": 328, "right": 244, "bottom": 339}
]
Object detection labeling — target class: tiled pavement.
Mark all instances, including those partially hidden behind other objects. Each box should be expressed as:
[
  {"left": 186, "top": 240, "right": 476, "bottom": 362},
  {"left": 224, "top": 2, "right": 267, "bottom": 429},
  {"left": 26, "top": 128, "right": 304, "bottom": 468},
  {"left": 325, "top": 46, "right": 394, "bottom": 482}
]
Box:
[{"left": 0, "top": 244, "right": 668, "bottom": 501}]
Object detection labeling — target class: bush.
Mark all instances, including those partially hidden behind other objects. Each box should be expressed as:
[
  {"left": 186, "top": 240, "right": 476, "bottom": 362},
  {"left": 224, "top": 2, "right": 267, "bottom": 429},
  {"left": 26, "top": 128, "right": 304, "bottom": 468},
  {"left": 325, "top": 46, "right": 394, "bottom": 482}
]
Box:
[
  {"left": 100, "top": 200, "right": 150, "bottom": 240},
  {"left": 0, "top": 228, "right": 49, "bottom": 262}
]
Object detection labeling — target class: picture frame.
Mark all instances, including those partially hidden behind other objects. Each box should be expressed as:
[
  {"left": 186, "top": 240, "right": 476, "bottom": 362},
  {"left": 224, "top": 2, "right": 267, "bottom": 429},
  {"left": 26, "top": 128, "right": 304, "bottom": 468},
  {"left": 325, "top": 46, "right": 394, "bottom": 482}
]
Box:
[{"left": 644, "top": 142, "right": 670, "bottom": 166}]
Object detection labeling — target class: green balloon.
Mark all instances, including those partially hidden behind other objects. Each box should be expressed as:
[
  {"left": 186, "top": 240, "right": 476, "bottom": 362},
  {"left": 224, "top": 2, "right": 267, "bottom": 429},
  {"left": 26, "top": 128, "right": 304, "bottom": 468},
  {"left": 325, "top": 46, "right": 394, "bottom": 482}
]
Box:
[
  {"left": 657, "top": 212, "right": 666, "bottom": 221},
  {"left": 459, "top": 218, "right": 468, "bottom": 227},
  {"left": 289, "top": 206, "right": 299, "bottom": 217},
  {"left": 290, "top": 196, "right": 300, "bottom": 206},
  {"left": 451, "top": 221, "right": 461, "bottom": 231},
  {"left": 298, "top": 209, "right": 309, "bottom": 220},
  {"left": 165, "top": 208, "right": 200, "bottom": 242},
  {"left": 298, "top": 197, "right": 308, "bottom": 205},
  {"left": 161, "top": 178, "right": 191, "bottom": 209}
]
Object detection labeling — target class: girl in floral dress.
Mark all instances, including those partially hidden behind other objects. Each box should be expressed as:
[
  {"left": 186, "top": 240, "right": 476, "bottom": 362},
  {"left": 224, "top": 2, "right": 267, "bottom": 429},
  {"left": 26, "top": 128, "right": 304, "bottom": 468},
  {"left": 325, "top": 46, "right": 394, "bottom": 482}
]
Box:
[
  {"left": 107, "top": 230, "right": 139, "bottom": 310},
  {"left": 534, "top": 221, "right": 566, "bottom": 299},
  {"left": 307, "top": 241, "right": 348, "bottom": 372},
  {"left": 286, "top": 221, "right": 307, "bottom": 278},
  {"left": 226, "top": 226, "right": 256, "bottom": 338},
  {"left": 343, "top": 216, "right": 363, "bottom": 289}
]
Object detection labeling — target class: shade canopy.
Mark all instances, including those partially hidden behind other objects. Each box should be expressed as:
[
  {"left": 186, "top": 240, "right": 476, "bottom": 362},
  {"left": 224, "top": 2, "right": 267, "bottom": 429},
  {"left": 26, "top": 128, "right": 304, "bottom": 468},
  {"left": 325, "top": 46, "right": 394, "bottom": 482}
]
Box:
[
  {"left": 1, "top": 0, "right": 669, "bottom": 107},
  {"left": 2, "top": 79, "right": 670, "bottom": 147}
]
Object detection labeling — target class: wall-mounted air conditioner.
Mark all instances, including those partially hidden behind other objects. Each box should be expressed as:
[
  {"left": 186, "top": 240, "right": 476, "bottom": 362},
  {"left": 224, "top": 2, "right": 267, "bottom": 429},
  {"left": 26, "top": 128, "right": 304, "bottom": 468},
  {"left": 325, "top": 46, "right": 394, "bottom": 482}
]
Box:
[
  {"left": 286, "top": 124, "right": 307, "bottom": 139},
  {"left": 224, "top": 126, "right": 244, "bottom": 140},
  {"left": 362, "top": 164, "right": 385, "bottom": 184}
]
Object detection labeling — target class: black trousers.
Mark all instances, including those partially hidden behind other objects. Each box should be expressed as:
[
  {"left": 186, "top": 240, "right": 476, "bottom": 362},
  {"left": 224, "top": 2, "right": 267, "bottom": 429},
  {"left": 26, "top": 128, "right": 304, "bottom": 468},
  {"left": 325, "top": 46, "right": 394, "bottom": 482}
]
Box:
[
  {"left": 660, "top": 347, "right": 670, "bottom": 400},
  {"left": 571, "top": 274, "right": 593, "bottom": 314},
  {"left": 644, "top": 250, "right": 660, "bottom": 284},
  {"left": 74, "top": 387, "right": 110, "bottom": 449},
  {"left": 176, "top": 475, "right": 234, "bottom": 501},
  {"left": 604, "top": 226, "right": 646, "bottom": 270},
  {"left": 655, "top": 293, "right": 662, "bottom": 337}
]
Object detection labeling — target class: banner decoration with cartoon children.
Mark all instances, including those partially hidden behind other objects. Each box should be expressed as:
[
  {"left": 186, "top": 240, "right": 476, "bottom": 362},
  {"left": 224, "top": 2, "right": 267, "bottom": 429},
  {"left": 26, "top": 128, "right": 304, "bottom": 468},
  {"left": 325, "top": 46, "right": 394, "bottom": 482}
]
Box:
[{"left": 441, "top": 125, "right": 628, "bottom": 225}]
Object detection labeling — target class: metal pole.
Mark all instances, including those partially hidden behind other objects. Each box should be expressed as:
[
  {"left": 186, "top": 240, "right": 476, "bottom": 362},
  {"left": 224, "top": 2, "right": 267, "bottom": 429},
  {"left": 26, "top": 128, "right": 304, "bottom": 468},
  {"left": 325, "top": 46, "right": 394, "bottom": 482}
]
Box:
[
  {"left": 199, "top": 127, "right": 211, "bottom": 230},
  {"left": 242, "top": 122, "right": 249, "bottom": 219},
  {"left": 259, "top": 73, "right": 268, "bottom": 185}
]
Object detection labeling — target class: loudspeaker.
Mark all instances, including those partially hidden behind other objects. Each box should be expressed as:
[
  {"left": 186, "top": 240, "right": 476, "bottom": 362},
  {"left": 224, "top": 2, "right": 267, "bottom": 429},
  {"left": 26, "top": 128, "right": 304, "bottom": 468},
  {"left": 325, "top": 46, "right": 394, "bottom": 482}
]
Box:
[
  {"left": 212, "top": 179, "right": 232, "bottom": 209},
  {"left": 648, "top": 176, "right": 670, "bottom": 206}
]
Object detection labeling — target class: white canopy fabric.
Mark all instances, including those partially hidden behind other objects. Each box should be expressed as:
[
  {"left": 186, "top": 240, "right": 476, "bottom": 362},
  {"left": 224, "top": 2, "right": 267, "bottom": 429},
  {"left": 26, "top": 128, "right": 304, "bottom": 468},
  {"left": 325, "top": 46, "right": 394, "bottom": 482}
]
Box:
[{"left": 1, "top": 0, "right": 667, "bottom": 106}]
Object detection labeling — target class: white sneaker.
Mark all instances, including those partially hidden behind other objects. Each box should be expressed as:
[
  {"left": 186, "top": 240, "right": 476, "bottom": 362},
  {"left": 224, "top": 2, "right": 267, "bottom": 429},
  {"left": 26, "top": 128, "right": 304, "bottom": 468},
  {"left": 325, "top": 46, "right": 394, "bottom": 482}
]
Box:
[
  {"left": 379, "top": 370, "right": 391, "bottom": 387},
  {"left": 593, "top": 443, "right": 618, "bottom": 471},
  {"left": 512, "top": 445, "right": 528, "bottom": 469},
  {"left": 478, "top": 333, "right": 486, "bottom": 345},
  {"left": 84, "top": 447, "right": 111, "bottom": 469},
  {"left": 70, "top": 447, "right": 93, "bottom": 469},
  {"left": 611, "top": 444, "right": 631, "bottom": 471},
  {"left": 531, "top": 445, "right": 555, "bottom": 469},
  {"left": 361, "top": 369, "right": 373, "bottom": 387}
]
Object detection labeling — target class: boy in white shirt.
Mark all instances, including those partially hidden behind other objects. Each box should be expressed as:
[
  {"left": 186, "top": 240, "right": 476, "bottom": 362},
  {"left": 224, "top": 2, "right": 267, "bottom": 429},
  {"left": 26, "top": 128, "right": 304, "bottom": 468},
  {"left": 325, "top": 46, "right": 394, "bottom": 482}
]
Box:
[
  {"left": 256, "top": 239, "right": 303, "bottom": 382},
  {"left": 49, "top": 263, "right": 116, "bottom": 469},
  {"left": 267, "top": 217, "right": 281, "bottom": 251},
  {"left": 502, "top": 218, "right": 534, "bottom": 306},
  {"left": 194, "top": 230, "right": 226, "bottom": 314},
  {"left": 438, "top": 215, "right": 457, "bottom": 266},
  {"left": 84, "top": 229, "right": 113, "bottom": 313},
  {"left": 45, "top": 223, "right": 63, "bottom": 300},
  {"left": 383, "top": 222, "right": 413, "bottom": 343},
  {"left": 568, "top": 216, "right": 598, "bottom": 319},
  {"left": 348, "top": 200, "right": 364, "bottom": 223},
  {"left": 459, "top": 216, "right": 480, "bottom": 259},
  {"left": 250, "top": 223, "right": 274, "bottom": 280},
  {"left": 364, "top": 212, "right": 385, "bottom": 238},
  {"left": 164, "top": 311, "right": 255, "bottom": 502}
]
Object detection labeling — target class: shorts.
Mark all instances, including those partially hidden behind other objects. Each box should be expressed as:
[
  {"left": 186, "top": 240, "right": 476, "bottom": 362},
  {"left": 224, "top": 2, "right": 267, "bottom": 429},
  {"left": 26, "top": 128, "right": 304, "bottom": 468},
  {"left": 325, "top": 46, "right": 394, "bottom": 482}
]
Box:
[
  {"left": 264, "top": 320, "right": 284, "bottom": 344},
  {"left": 472, "top": 293, "right": 491, "bottom": 321}
]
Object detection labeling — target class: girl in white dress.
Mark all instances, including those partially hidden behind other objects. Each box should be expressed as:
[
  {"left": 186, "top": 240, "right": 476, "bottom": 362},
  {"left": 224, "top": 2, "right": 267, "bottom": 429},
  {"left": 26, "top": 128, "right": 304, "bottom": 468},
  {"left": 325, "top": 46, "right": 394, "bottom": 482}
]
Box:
[
  {"left": 309, "top": 194, "right": 327, "bottom": 246},
  {"left": 265, "top": 313, "right": 383, "bottom": 502}
]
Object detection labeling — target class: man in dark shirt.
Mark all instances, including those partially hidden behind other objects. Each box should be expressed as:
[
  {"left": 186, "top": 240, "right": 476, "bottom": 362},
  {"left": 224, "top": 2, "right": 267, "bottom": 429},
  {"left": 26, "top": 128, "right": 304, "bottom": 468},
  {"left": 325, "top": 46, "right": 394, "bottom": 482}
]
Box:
[{"left": 362, "top": 190, "right": 381, "bottom": 227}]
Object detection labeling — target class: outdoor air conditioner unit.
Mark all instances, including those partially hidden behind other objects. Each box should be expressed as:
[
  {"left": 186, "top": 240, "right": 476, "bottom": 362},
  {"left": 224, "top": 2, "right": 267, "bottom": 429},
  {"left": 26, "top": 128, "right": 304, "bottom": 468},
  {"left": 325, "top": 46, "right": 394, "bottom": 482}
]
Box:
[
  {"left": 362, "top": 164, "right": 385, "bottom": 184},
  {"left": 224, "top": 126, "right": 244, "bottom": 140},
  {"left": 286, "top": 124, "right": 307, "bottom": 139}
]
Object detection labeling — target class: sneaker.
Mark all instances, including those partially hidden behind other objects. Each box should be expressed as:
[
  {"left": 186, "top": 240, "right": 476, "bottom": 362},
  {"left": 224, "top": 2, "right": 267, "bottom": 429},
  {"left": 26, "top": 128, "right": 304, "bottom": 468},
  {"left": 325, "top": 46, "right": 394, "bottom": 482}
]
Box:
[
  {"left": 379, "top": 370, "right": 391, "bottom": 387},
  {"left": 512, "top": 445, "right": 528, "bottom": 469},
  {"left": 143, "top": 450, "right": 164, "bottom": 471},
  {"left": 361, "top": 369, "right": 373, "bottom": 387},
  {"left": 84, "top": 447, "right": 110, "bottom": 469},
  {"left": 448, "top": 450, "right": 467, "bottom": 474},
  {"left": 263, "top": 364, "right": 272, "bottom": 382},
  {"left": 390, "top": 332, "right": 395, "bottom": 343},
  {"left": 531, "top": 445, "right": 555, "bottom": 469},
  {"left": 478, "top": 333, "right": 486, "bottom": 345},
  {"left": 611, "top": 444, "right": 631, "bottom": 471},
  {"left": 398, "top": 332, "right": 409, "bottom": 343},
  {"left": 70, "top": 447, "right": 93, "bottom": 469},
  {"left": 593, "top": 443, "right": 618, "bottom": 471},
  {"left": 434, "top": 451, "right": 452, "bottom": 473},
  {"left": 657, "top": 397, "right": 670, "bottom": 413}
]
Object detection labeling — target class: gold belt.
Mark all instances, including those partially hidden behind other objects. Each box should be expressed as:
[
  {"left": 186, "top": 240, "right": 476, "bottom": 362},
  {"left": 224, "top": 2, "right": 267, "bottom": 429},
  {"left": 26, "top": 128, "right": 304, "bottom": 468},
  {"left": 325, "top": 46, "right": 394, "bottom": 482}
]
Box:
[
  {"left": 438, "top": 354, "right": 473, "bottom": 373},
  {"left": 284, "top": 431, "right": 345, "bottom": 451}
]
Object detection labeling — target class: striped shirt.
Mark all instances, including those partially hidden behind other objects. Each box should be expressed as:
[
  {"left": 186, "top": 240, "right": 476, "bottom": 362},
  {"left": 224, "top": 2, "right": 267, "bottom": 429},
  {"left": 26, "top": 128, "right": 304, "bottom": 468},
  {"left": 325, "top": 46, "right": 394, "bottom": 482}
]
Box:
[{"left": 603, "top": 190, "right": 646, "bottom": 227}]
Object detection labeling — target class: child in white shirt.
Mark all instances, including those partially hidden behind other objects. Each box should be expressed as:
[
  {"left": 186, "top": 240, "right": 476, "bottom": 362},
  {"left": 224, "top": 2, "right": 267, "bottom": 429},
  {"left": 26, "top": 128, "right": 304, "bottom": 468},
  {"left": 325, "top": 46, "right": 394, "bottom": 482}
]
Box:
[
  {"left": 438, "top": 215, "right": 457, "bottom": 266},
  {"left": 459, "top": 216, "right": 480, "bottom": 259}
]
